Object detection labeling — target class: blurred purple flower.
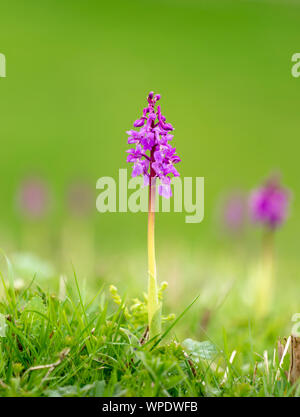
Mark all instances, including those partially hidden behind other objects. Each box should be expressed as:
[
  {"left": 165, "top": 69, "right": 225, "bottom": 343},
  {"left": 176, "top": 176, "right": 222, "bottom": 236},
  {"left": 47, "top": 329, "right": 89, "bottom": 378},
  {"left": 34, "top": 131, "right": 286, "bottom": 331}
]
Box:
[
  {"left": 221, "top": 190, "right": 248, "bottom": 234},
  {"left": 126, "top": 91, "right": 180, "bottom": 198},
  {"left": 17, "top": 177, "right": 50, "bottom": 219},
  {"left": 67, "top": 181, "right": 93, "bottom": 217},
  {"left": 249, "top": 175, "right": 291, "bottom": 229}
]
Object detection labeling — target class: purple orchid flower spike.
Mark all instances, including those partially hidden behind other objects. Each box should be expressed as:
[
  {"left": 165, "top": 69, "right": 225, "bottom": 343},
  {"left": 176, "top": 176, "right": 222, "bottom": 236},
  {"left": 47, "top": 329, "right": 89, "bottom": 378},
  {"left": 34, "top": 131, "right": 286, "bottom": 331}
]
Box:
[
  {"left": 220, "top": 190, "right": 248, "bottom": 236},
  {"left": 126, "top": 92, "right": 181, "bottom": 342},
  {"left": 17, "top": 177, "right": 51, "bottom": 219},
  {"left": 126, "top": 91, "right": 181, "bottom": 198},
  {"left": 249, "top": 174, "right": 291, "bottom": 229}
]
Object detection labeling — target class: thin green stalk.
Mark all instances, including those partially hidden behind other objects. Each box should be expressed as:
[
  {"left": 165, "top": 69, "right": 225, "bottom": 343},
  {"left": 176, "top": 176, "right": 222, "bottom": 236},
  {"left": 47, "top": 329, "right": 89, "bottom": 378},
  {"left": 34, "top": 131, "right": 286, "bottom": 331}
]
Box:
[
  {"left": 257, "top": 228, "right": 274, "bottom": 316},
  {"left": 147, "top": 175, "right": 161, "bottom": 341}
]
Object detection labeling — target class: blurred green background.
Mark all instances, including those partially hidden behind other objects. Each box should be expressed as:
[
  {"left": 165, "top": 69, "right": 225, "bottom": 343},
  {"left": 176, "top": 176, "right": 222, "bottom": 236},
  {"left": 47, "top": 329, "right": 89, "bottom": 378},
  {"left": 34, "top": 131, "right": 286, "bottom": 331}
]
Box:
[{"left": 0, "top": 0, "right": 299, "bottom": 299}]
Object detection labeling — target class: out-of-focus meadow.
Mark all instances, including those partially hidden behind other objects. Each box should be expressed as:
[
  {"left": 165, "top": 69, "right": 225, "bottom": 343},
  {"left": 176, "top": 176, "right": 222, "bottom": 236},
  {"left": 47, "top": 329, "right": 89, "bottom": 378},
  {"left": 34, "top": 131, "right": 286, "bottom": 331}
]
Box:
[{"left": 0, "top": 0, "right": 300, "bottom": 356}]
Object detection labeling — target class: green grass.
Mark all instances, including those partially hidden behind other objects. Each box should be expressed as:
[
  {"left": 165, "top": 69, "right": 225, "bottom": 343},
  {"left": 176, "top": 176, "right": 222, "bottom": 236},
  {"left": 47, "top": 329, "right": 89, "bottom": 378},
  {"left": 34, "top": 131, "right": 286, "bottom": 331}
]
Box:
[{"left": 0, "top": 251, "right": 298, "bottom": 397}]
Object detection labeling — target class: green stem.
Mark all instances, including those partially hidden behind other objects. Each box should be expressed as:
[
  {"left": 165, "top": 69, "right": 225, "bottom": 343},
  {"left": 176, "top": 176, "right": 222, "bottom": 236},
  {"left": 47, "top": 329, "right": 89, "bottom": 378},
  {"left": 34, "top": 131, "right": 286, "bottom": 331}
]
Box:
[
  {"left": 257, "top": 228, "right": 274, "bottom": 316},
  {"left": 148, "top": 175, "right": 161, "bottom": 341}
]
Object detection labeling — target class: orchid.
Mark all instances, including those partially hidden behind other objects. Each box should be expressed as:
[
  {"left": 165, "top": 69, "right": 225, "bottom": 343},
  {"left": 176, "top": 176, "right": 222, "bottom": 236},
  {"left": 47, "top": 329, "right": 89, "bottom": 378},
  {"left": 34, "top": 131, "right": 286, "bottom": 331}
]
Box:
[
  {"left": 126, "top": 92, "right": 181, "bottom": 341},
  {"left": 126, "top": 91, "right": 180, "bottom": 198},
  {"left": 249, "top": 176, "right": 290, "bottom": 229},
  {"left": 17, "top": 177, "right": 50, "bottom": 219},
  {"left": 67, "top": 180, "right": 93, "bottom": 217},
  {"left": 249, "top": 175, "right": 291, "bottom": 316},
  {"left": 220, "top": 190, "right": 248, "bottom": 236}
]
